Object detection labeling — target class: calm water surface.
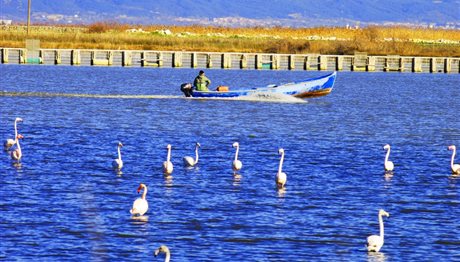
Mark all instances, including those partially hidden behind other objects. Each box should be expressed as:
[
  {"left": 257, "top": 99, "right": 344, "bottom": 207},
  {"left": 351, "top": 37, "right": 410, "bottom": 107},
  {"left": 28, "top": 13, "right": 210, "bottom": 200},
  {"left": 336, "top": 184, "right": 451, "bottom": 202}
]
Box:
[{"left": 0, "top": 65, "right": 459, "bottom": 261}]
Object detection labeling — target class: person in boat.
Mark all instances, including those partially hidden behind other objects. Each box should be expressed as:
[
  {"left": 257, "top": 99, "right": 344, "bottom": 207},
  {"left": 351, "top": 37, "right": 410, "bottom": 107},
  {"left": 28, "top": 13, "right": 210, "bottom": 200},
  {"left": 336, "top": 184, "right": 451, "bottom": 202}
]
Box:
[{"left": 193, "top": 70, "right": 211, "bottom": 91}]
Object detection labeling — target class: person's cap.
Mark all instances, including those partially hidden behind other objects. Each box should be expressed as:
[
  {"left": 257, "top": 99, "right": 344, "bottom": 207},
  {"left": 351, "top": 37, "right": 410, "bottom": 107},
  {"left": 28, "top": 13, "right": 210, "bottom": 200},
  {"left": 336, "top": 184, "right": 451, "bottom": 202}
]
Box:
[{"left": 199, "top": 70, "right": 205, "bottom": 74}]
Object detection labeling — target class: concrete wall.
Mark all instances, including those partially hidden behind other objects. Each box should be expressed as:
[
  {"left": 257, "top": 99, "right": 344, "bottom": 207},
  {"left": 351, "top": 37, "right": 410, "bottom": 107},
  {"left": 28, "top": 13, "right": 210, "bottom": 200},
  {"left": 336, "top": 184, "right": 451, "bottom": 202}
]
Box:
[{"left": 1, "top": 47, "right": 459, "bottom": 73}]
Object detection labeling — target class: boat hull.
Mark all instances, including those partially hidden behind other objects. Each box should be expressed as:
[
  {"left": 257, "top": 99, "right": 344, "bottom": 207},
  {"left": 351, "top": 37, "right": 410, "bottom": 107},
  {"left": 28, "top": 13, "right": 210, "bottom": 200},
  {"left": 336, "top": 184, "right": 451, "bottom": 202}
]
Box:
[{"left": 189, "top": 72, "right": 337, "bottom": 99}]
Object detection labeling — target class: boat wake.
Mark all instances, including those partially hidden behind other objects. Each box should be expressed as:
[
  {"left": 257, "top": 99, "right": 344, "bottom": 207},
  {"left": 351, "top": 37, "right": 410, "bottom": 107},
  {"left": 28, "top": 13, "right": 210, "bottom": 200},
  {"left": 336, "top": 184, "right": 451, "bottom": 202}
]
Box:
[
  {"left": 1, "top": 91, "right": 306, "bottom": 103},
  {"left": 0, "top": 91, "right": 182, "bottom": 100}
]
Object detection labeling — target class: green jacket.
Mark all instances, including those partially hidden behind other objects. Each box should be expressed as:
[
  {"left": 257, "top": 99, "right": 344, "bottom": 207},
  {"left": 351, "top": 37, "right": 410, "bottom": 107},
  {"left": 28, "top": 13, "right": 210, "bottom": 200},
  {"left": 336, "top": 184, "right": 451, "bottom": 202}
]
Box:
[{"left": 194, "top": 75, "right": 211, "bottom": 91}]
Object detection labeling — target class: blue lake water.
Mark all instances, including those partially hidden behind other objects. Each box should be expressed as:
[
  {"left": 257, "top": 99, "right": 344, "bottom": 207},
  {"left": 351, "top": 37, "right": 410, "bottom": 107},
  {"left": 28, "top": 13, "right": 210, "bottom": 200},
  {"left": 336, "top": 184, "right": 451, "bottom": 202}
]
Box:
[{"left": 0, "top": 64, "right": 459, "bottom": 261}]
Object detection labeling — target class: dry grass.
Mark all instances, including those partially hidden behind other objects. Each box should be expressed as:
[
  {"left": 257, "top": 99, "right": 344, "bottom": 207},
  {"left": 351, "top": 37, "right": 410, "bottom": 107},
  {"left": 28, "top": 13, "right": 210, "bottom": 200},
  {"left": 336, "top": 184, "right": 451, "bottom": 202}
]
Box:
[{"left": 1, "top": 23, "right": 459, "bottom": 57}]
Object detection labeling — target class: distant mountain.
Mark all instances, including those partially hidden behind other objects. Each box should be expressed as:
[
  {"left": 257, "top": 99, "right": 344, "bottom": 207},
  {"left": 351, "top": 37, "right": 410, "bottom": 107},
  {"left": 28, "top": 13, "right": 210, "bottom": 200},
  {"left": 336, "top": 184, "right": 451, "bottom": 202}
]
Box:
[{"left": 1, "top": 0, "right": 459, "bottom": 27}]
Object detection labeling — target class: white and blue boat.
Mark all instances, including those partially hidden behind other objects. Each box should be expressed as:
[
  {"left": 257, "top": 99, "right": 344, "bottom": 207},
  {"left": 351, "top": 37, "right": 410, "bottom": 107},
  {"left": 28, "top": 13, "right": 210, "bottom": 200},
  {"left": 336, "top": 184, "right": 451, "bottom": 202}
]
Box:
[{"left": 181, "top": 71, "right": 337, "bottom": 99}]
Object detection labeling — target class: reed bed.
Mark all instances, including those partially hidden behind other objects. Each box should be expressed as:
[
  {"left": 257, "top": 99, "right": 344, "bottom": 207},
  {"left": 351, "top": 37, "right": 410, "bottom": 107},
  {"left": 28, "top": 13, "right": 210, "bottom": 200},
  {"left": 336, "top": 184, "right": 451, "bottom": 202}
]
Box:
[{"left": 1, "top": 23, "right": 459, "bottom": 57}]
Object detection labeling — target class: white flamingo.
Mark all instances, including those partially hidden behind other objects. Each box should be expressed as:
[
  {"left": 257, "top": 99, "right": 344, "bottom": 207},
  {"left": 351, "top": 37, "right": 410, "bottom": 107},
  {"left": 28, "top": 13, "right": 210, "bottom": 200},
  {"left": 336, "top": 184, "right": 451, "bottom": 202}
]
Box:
[
  {"left": 232, "top": 142, "right": 242, "bottom": 172},
  {"left": 448, "top": 145, "right": 460, "bottom": 174},
  {"left": 154, "top": 245, "right": 171, "bottom": 262},
  {"left": 366, "top": 209, "right": 390, "bottom": 252},
  {"left": 112, "top": 142, "right": 123, "bottom": 170},
  {"left": 4, "top": 117, "right": 23, "bottom": 149},
  {"left": 183, "top": 142, "right": 200, "bottom": 167},
  {"left": 276, "top": 148, "right": 287, "bottom": 189},
  {"left": 10, "top": 134, "right": 24, "bottom": 162},
  {"left": 130, "top": 183, "right": 148, "bottom": 216},
  {"left": 163, "top": 144, "right": 174, "bottom": 175},
  {"left": 383, "top": 144, "right": 394, "bottom": 172}
]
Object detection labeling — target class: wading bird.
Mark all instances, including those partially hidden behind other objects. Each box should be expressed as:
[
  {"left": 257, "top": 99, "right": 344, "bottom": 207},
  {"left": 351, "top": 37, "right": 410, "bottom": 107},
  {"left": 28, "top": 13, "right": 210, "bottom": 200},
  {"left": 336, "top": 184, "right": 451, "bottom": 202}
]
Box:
[
  {"left": 130, "top": 183, "right": 148, "bottom": 216},
  {"left": 183, "top": 142, "right": 200, "bottom": 167},
  {"left": 448, "top": 145, "right": 460, "bottom": 174},
  {"left": 154, "top": 245, "right": 171, "bottom": 262},
  {"left": 276, "top": 148, "right": 287, "bottom": 189},
  {"left": 4, "top": 117, "right": 23, "bottom": 150},
  {"left": 383, "top": 144, "right": 394, "bottom": 172},
  {"left": 366, "top": 209, "right": 390, "bottom": 252},
  {"left": 163, "top": 144, "right": 173, "bottom": 175},
  {"left": 112, "top": 142, "right": 123, "bottom": 170},
  {"left": 232, "top": 142, "right": 242, "bottom": 172}
]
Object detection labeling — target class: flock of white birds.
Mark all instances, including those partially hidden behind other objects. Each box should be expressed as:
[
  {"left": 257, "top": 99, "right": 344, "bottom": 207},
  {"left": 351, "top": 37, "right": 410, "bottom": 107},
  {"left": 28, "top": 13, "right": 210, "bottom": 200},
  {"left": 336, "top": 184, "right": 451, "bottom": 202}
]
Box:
[{"left": 3, "top": 117, "right": 460, "bottom": 259}]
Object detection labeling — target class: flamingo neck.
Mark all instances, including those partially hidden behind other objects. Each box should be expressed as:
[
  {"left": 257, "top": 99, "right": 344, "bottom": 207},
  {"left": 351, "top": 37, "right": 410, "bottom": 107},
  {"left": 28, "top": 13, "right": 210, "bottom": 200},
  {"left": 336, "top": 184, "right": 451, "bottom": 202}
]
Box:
[
  {"left": 278, "top": 152, "right": 284, "bottom": 174},
  {"left": 451, "top": 148, "right": 456, "bottom": 170},
  {"left": 117, "top": 146, "right": 122, "bottom": 161},
  {"left": 141, "top": 186, "right": 147, "bottom": 200},
  {"left": 15, "top": 137, "right": 21, "bottom": 151},
  {"left": 379, "top": 213, "right": 385, "bottom": 240},
  {"left": 385, "top": 147, "right": 391, "bottom": 164},
  {"left": 14, "top": 120, "right": 19, "bottom": 137},
  {"left": 167, "top": 147, "right": 171, "bottom": 162},
  {"left": 234, "top": 145, "right": 239, "bottom": 161},
  {"left": 194, "top": 145, "right": 199, "bottom": 165}
]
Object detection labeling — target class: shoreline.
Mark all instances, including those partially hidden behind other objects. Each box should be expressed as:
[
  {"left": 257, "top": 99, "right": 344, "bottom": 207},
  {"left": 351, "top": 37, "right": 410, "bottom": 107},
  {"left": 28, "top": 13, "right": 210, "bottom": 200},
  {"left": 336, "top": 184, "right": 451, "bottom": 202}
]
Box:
[{"left": 1, "top": 24, "right": 460, "bottom": 58}]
